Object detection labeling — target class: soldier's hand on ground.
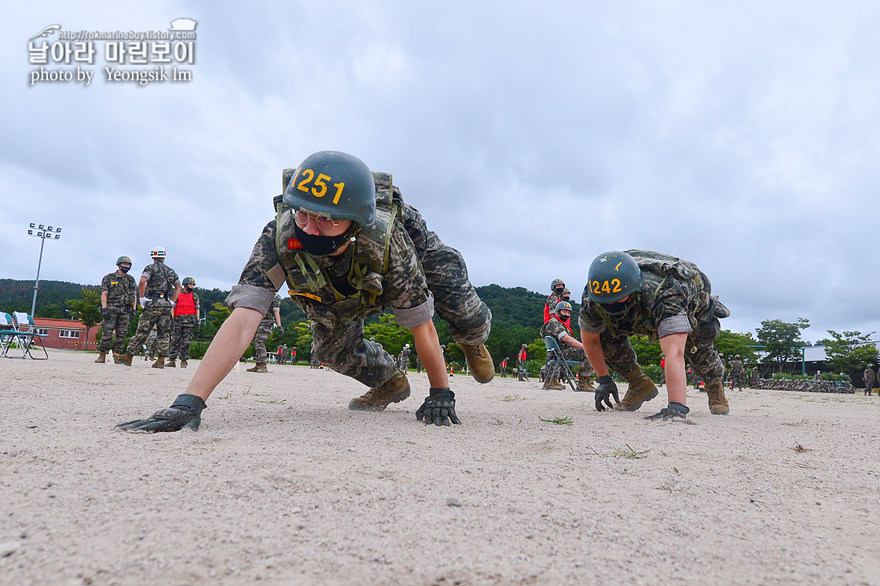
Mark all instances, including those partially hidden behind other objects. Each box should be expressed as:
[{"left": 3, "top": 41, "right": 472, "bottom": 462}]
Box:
[
  {"left": 645, "top": 402, "right": 689, "bottom": 421},
  {"left": 595, "top": 375, "right": 620, "bottom": 411},
  {"left": 415, "top": 388, "right": 460, "bottom": 426},
  {"left": 139, "top": 297, "right": 150, "bottom": 308},
  {"left": 117, "top": 394, "right": 206, "bottom": 433}
]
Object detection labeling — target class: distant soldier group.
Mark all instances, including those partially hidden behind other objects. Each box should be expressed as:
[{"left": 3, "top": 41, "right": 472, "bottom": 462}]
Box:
[{"left": 96, "top": 248, "right": 200, "bottom": 369}]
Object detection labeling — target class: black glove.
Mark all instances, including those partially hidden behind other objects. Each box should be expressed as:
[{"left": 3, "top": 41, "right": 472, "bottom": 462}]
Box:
[
  {"left": 128, "top": 306, "right": 137, "bottom": 315},
  {"left": 645, "top": 401, "right": 689, "bottom": 421},
  {"left": 595, "top": 375, "right": 620, "bottom": 411},
  {"left": 415, "top": 388, "right": 460, "bottom": 426},
  {"left": 117, "top": 394, "right": 206, "bottom": 433},
  {"left": 277, "top": 326, "right": 284, "bottom": 335},
  {"left": 100, "top": 307, "right": 110, "bottom": 318}
]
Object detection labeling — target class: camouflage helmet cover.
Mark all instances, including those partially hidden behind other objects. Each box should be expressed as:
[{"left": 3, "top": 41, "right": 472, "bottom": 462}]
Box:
[
  {"left": 283, "top": 151, "right": 377, "bottom": 228},
  {"left": 587, "top": 251, "right": 642, "bottom": 303}
]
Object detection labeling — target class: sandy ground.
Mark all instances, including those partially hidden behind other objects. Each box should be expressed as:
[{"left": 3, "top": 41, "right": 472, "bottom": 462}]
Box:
[{"left": 2, "top": 350, "right": 880, "bottom": 586}]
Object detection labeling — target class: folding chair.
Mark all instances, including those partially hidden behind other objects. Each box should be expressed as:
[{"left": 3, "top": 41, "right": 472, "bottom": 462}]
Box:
[
  {"left": 11, "top": 311, "right": 49, "bottom": 360},
  {"left": 0, "top": 312, "right": 23, "bottom": 358},
  {"left": 542, "top": 336, "right": 579, "bottom": 391}
]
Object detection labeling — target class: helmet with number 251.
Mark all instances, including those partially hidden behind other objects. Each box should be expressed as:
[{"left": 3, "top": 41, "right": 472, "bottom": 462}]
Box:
[
  {"left": 587, "top": 250, "right": 642, "bottom": 304},
  {"left": 283, "top": 151, "right": 377, "bottom": 228}
]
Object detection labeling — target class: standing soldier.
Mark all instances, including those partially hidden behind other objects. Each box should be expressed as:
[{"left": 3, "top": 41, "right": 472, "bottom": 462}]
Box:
[
  {"left": 729, "top": 354, "right": 746, "bottom": 391},
  {"left": 95, "top": 255, "right": 138, "bottom": 364},
  {"left": 117, "top": 247, "right": 181, "bottom": 368},
  {"left": 544, "top": 279, "right": 566, "bottom": 323},
  {"left": 119, "top": 151, "right": 493, "bottom": 432},
  {"left": 398, "top": 343, "right": 411, "bottom": 370},
  {"left": 247, "top": 294, "right": 282, "bottom": 373},
  {"left": 500, "top": 356, "right": 508, "bottom": 378},
  {"left": 168, "top": 277, "right": 200, "bottom": 368},
  {"left": 517, "top": 343, "right": 528, "bottom": 381},
  {"left": 580, "top": 250, "right": 730, "bottom": 420},
  {"left": 864, "top": 365, "right": 875, "bottom": 396},
  {"left": 540, "top": 300, "right": 595, "bottom": 391}
]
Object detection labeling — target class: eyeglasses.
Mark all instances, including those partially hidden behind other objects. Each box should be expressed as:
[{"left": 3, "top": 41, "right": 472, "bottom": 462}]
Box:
[{"left": 293, "top": 209, "right": 342, "bottom": 233}]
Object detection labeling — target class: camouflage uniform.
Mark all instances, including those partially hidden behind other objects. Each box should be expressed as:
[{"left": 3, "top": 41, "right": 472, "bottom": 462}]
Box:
[
  {"left": 225, "top": 173, "right": 491, "bottom": 390},
  {"left": 540, "top": 315, "right": 595, "bottom": 380},
  {"left": 126, "top": 261, "right": 180, "bottom": 357},
  {"left": 544, "top": 292, "right": 562, "bottom": 323},
  {"left": 864, "top": 367, "right": 875, "bottom": 396},
  {"left": 398, "top": 345, "right": 411, "bottom": 370},
  {"left": 251, "top": 294, "right": 281, "bottom": 364},
  {"left": 579, "top": 250, "right": 728, "bottom": 391},
  {"left": 170, "top": 290, "right": 200, "bottom": 360},
  {"left": 730, "top": 358, "right": 746, "bottom": 390},
  {"left": 98, "top": 270, "right": 137, "bottom": 353}
]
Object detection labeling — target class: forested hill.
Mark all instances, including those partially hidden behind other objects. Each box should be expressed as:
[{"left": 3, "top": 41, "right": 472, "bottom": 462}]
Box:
[{"left": 0, "top": 278, "right": 561, "bottom": 331}]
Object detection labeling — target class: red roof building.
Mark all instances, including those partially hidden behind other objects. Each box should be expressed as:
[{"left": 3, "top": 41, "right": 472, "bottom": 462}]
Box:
[{"left": 32, "top": 317, "right": 99, "bottom": 351}]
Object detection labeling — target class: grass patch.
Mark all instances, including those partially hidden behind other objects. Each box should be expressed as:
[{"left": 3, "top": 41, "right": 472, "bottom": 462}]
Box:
[
  {"left": 540, "top": 416, "right": 573, "bottom": 425},
  {"left": 613, "top": 443, "right": 650, "bottom": 459},
  {"left": 500, "top": 394, "right": 524, "bottom": 402}
]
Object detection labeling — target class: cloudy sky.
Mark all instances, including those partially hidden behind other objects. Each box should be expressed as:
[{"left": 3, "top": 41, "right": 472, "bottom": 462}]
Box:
[{"left": 2, "top": 1, "right": 878, "bottom": 342}]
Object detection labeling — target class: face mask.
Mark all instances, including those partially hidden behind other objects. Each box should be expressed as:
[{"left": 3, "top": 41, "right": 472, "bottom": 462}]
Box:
[
  {"left": 554, "top": 287, "right": 565, "bottom": 295},
  {"left": 600, "top": 299, "right": 631, "bottom": 315},
  {"left": 293, "top": 224, "right": 351, "bottom": 257},
  {"left": 119, "top": 266, "right": 130, "bottom": 274},
  {"left": 185, "top": 286, "right": 194, "bottom": 292}
]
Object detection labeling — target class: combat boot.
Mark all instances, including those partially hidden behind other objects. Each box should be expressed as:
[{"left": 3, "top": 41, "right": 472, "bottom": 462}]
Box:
[
  {"left": 461, "top": 343, "right": 494, "bottom": 383},
  {"left": 577, "top": 376, "right": 595, "bottom": 392},
  {"left": 614, "top": 366, "right": 659, "bottom": 411},
  {"left": 180, "top": 360, "right": 188, "bottom": 368},
  {"left": 94, "top": 352, "right": 106, "bottom": 363},
  {"left": 705, "top": 379, "right": 730, "bottom": 415},
  {"left": 349, "top": 369, "right": 411, "bottom": 411},
  {"left": 116, "top": 352, "right": 133, "bottom": 366},
  {"left": 167, "top": 358, "right": 177, "bottom": 368},
  {"left": 246, "top": 362, "right": 268, "bottom": 373},
  {"left": 546, "top": 376, "right": 566, "bottom": 390},
  {"left": 152, "top": 356, "right": 165, "bottom": 369}
]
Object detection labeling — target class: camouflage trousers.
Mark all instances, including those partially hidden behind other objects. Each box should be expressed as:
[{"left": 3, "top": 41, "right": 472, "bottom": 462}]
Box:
[
  {"left": 600, "top": 315, "right": 724, "bottom": 385},
  {"left": 97, "top": 307, "right": 131, "bottom": 353},
  {"left": 251, "top": 319, "right": 274, "bottom": 364},
  {"left": 170, "top": 314, "right": 197, "bottom": 360},
  {"left": 311, "top": 204, "right": 492, "bottom": 389},
  {"left": 730, "top": 371, "right": 746, "bottom": 389},
  {"left": 562, "top": 347, "right": 595, "bottom": 381},
  {"left": 127, "top": 303, "right": 173, "bottom": 356}
]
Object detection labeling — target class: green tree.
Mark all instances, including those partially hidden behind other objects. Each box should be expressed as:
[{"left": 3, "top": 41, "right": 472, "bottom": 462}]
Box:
[
  {"left": 715, "top": 330, "right": 759, "bottom": 365},
  {"left": 756, "top": 318, "right": 810, "bottom": 373},
  {"left": 823, "top": 330, "right": 877, "bottom": 376},
  {"left": 208, "top": 302, "right": 231, "bottom": 329},
  {"left": 364, "top": 313, "right": 413, "bottom": 358},
  {"left": 66, "top": 288, "right": 102, "bottom": 351},
  {"left": 292, "top": 321, "right": 313, "bottom": 360}
]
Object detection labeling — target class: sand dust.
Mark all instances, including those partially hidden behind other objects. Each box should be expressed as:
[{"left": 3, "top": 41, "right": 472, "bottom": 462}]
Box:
[{"left": 2, "top": 350, "right": 879, "bottom": 585}]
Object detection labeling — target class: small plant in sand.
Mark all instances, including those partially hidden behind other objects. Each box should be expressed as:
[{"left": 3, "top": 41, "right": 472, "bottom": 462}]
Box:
[
  {"left": 539, "top": 416, "right": 573, "bottom": 425},
  {"left": 613, "top": 444, "right": 650, "bottom": 459}
]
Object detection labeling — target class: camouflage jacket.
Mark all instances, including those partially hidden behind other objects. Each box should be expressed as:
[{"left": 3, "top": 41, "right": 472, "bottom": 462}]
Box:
[
  {"left": 101, "top": 271, "right": 137, "bottom": 308},
  {"left": 142, "top": 261, "right": 180, "bottom": 301},
  {"left": 541, "top": 315, "right": 574, "bottom": 344},
  {"left": 730, "top": 359, "right": 745, "bottom": 375},
  {"left": 579, "top": 250, "right": 724, "bottom": 340},
  {"left": 226, "top": 172, "right": 432, "bottom": 334}
]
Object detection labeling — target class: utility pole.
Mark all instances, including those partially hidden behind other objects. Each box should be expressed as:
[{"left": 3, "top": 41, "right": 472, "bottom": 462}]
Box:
[{"left": 27, "top": 223, "right": 62, "bottom": 317}]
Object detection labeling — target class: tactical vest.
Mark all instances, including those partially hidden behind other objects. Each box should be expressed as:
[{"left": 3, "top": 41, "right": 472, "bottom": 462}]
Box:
[
  {"left": 174, "top": 292, "right": 197, "bottom": 316},
  {"left": 274, "top": 172, "right": 401, "bottom": 320}
]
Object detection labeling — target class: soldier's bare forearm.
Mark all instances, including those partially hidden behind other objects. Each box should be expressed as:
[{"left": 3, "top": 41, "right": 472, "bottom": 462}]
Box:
[{"left": 184, "top": 307, "right": 263, "bottom": 401}]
